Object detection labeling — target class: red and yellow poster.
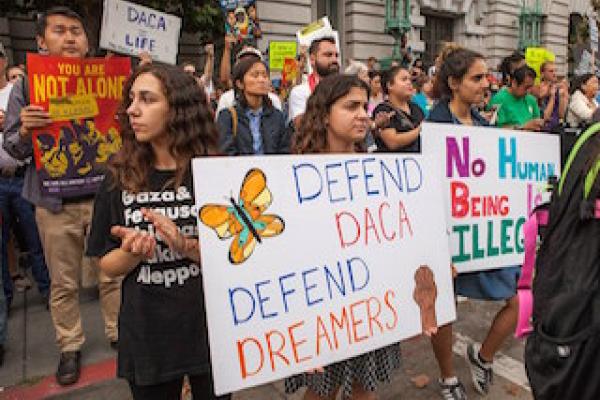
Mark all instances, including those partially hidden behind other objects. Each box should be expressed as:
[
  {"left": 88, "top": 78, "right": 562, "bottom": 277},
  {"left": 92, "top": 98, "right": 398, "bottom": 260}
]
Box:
[{"left": 27, "top": 54, "right": 131, "bottom": 197}]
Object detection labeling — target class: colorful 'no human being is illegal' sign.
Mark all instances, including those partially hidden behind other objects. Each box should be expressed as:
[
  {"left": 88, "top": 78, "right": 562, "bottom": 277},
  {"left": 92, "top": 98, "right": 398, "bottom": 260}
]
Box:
[
  {"left": 192, "top": 153, "right": 455, "bottom": 394},
  {"left": 421, "top": 123, "right": 560, "bottom": 273}
]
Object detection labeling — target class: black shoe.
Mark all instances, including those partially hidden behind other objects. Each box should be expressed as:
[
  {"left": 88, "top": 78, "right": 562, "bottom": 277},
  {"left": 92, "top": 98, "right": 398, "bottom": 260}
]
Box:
[
  {"left": 56, "top": 351, "right": 81, "bottom": 386},
  {"left": 110, "top": 341, "right": 118, "bottom": 351},
  {"left": 0, "top": 344, "right": 4, "bottom": 366}
]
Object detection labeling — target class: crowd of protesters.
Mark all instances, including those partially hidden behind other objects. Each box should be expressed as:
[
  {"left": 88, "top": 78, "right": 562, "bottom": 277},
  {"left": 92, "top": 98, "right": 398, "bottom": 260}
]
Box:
[{"left": 0, "top": 5, "right": 599, "bottom": 400}]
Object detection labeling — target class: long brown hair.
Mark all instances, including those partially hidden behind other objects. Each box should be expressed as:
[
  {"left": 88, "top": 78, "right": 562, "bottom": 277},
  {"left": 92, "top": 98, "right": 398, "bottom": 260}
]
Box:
[
  {"left": 432, "top": 44, "right": 484, "bottom": 100},
  {"left": 292, "top": 74, "right": 369, "bottom": 154},
  {"left": 110, "top": 63, "right": 218, "bottom": 193}
]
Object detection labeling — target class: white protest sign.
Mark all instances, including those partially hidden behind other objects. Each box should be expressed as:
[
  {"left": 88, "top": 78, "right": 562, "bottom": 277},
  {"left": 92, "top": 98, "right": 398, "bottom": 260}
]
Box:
[
  {"left": 193, "top": 154, "right": 455, "bottom": 394},
  {"left": 421, "top": 123, "right": 560, "bottom": 273},
  {"left": 100, "top": 0, "right": 182, "bottom": 65},
  {"left": 296, "top": 17, "right": 342, "bottom": 72}
]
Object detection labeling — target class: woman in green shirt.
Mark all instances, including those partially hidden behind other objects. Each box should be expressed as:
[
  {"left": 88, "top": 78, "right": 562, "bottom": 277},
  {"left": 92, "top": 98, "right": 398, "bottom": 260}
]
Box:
[{"left": 488, "top": 65, "right": 544, "bottom": 131}]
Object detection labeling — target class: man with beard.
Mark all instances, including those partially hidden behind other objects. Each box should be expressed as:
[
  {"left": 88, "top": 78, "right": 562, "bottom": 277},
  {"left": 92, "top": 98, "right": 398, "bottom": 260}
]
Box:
[{"left": 288, "top": 36, "right": 339, "bottom": 129}]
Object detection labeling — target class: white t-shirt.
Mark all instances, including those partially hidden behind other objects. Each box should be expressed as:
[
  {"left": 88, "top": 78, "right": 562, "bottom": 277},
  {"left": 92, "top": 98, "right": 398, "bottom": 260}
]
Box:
[
  {"left": 0, "top": 82, "right": 13, "bottom": 111},
  {"left": 287, "top": 83, "right": 311, "bottom": 123},
  {"left": 216, "top": 89, "right": 282, "bottom": 117}
]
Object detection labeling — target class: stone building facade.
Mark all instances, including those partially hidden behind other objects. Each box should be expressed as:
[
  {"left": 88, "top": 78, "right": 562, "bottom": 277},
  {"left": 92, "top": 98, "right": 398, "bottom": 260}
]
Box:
[
  {"left": 257, "top": 0, "right": 592, "bottom": 75},
  {"left": 0, "top": 0, "right": 593, "bottom": 75}
]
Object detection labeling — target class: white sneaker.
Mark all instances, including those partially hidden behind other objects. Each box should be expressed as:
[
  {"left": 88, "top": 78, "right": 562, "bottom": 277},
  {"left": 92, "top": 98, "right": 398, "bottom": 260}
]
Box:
[
  {"left": 439, "top": 377, "right": 468, "bottom": 400},
  {"left": 466, "top": 342, "right": 493, "bottom": 395}
]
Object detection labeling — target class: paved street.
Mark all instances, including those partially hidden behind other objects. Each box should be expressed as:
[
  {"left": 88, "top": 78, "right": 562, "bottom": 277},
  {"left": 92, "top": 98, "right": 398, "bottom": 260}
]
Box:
[{"left": 0, "top": 287, "right": 532, "bottom": 399}]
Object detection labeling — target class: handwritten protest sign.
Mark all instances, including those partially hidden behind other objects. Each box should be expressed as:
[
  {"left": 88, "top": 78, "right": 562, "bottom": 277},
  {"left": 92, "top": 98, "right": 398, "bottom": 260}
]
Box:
[
  {"left": 269, "top": 41, "right": 297, "bottom": 71},
  {"left": 421, "top": 123, "right": 560, "bottom": 273},
  {"left": 220, "top": 0, "right": 261, "bottom": 44},
  {"left": 525, "top": 47, "right": 555, "bottom": 84},
  {"left": 100, "top": 0, "right": 181, "bottom": 65},
  {"left": 27, "top": 54, "right": 131, "bottom": 198},
  {"left": 193, "top": 154, "right": 455, "bottom": 394}
]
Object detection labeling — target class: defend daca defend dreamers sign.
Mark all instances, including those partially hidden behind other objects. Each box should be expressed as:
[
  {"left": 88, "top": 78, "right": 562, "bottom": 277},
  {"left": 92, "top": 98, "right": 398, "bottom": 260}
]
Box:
[{"left": 193, "top": 153, "right": 456, "bottom": 394}]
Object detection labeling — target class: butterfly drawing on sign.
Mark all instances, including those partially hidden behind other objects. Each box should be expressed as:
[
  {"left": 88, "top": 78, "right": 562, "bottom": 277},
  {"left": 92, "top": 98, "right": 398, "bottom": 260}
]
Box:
[{"left": 199, "top": 168, "right": 285, "bottom": 264}]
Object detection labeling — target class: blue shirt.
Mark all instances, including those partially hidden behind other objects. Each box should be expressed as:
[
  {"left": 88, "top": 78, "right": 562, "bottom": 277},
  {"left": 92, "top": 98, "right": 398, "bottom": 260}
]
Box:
[{"left": 246, "top": 108, "right": 264, "bottom": 154}]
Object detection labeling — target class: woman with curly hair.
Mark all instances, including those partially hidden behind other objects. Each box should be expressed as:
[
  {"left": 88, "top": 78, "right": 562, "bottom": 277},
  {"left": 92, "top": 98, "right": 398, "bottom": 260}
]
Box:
[
  {"left": 86, "top": 64, "right": 229, "bottom": 400},
  {"left": 286, "top": 74, "right": 402, "bottom": 400}
]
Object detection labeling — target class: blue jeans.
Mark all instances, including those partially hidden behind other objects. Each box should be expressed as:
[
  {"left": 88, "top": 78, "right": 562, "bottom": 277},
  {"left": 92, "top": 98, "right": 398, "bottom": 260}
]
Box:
[
  {"left": 0, "top": 219, "right": 6, "bottom": 344},
  {"left": 0, "top": 176, "right": 50, "bottom": 304}
]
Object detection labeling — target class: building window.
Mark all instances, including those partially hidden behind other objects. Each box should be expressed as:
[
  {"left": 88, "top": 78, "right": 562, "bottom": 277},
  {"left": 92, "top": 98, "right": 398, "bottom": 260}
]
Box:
[
  {"left": 421, "top": 14, "right": 454, "bottom": 67},
  {"left": 315, "top": 0, "right": 339, "bottom": 29}
]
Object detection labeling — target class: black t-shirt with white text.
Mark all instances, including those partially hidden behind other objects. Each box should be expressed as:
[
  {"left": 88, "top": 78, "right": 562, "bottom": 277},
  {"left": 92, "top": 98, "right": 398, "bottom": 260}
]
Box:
[
  {"left": 87, "top": 169, "right": 209, "bottom": 385},
  {"left": 373, "top": 101, "right": 424, "bottom": 153}
]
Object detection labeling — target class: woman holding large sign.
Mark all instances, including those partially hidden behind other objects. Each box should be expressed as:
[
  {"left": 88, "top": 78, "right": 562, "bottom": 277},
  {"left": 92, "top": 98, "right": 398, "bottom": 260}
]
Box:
[
  {"left": 86, "top": 64, "right": 229, "bottom": 400},
  {"left": 285, "top": 74, "right": 402, "bottom": 399},
  {"left": 427, "top": 45, "right": 520, "bottom": 400}
]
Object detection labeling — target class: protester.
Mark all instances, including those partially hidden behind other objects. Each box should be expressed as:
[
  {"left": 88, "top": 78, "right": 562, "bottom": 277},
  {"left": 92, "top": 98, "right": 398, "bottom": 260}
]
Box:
[
  {"left": 345, "top": 61, "right": 369, "bottom": 84},
  {"left": 525, "top": 109, "right": 600, "bottom": 400},
  {"left": 372, "top": 66, "right": 424, "bottom": 152},
  {"left": 498, "top": 51, "right": 526, "bottom": 87},
  {"left": 566, "top": 73, "right": 599, "bottom": 129},
  {"left": 2, "top": 7, "right": 121, "bottom": 385},
  {"left": 488, "top": 65, "right": 544, "bottom": 131},
  {"left": 285, "top": 74, "right": 402, "bottom": 400},
  {"left": 183, "top": 43, "right": 215, "bottom": 99},
  {"left": 288, "top": 36, "right": 340, "bottom": 128},
  {"left": 6, "top": 65, "right": 24, "bottom": 84},
  {"left": 87, "top": 63, "right": 228, "bottom": 400},
  {"left": 217, "top": 57, "right": 288, "bottom": 155},
  {"left": 367, "top": 56, "right": 378, "bottom": 72},
  {"left": 216, "top": 45, "right": 282, "bottom": 116},
  {"left": 412, "top": 74, "right": 434, "bottom": 117},
  {"left": 0, "top": 42, "right": 50, "bottom": 312},
  {"left": 535, "top": 61, "right": 568, "bottom": 132},
  {"left": 368, "top": 70, "right": 384, "bottom": 114},
  {"left": 428, "top": 45, "right": 522, "bottom": 399}
]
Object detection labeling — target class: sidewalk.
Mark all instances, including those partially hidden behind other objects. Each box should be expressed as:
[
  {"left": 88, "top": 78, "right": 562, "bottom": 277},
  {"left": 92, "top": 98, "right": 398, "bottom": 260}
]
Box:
[{"left": 0, "top": 286, "right": 533, "bottom": 399}]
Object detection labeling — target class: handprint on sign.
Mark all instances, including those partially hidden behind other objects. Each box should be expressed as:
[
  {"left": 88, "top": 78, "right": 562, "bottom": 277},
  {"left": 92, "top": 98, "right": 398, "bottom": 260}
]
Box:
[{"left": 413, "top": 265, "right": 439, "bottom": 336}]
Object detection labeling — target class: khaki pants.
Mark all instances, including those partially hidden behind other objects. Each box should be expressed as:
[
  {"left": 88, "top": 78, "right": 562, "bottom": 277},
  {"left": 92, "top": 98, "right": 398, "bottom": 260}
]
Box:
[{"left": 36, "top": 200, "right": 121, "bottom": 352}]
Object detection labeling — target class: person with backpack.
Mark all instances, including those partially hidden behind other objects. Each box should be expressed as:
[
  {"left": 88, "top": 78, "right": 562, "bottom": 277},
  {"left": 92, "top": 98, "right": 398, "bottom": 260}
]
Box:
[
  {"left": 427, "top": 44, "right": 521, "bottom": 399},
  {"left": 217, "top": 56, "right": 289, "bottom": 155},
  {"left": 525, "top": 109, "right": 600, "bottom": 400}
]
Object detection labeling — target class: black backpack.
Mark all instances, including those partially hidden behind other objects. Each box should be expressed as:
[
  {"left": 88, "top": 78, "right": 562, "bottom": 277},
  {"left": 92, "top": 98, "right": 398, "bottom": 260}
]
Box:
[{"left": 525, "top": 123, "right": 600, "bottom": 400}]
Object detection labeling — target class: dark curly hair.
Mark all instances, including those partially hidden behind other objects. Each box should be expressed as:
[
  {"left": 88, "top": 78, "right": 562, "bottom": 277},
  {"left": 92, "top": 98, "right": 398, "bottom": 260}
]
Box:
[
  {"left": 432, "top": 46, "right": 484, "bottom": 100},
  {"left": 292, "top": 74, "right": 370, "bottom": 154},
  {"left": 110, "top": 63, "right": 219, "bottom": 193}
]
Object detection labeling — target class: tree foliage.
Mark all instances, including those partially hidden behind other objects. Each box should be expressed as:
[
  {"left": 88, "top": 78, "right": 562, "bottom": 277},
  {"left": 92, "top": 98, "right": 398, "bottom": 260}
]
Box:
[{"left": 1, "top": 0, "right": 224, "bottom": 42}]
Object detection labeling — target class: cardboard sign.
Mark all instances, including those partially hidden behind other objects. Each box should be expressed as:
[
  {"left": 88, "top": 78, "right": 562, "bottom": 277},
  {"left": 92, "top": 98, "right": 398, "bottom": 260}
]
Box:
[
  {"left": 193, "top": 154, "right": 455, "bottom": 394},
  {"left": 100, "top": 0, "right": 182, "bottom": 65},
  {"left": 281, "top": 58, "right": 299, "bottom": 85},
  {"left": 525, "top": 47, "right": 555, "bottom": 84},
  {"left": 27, "top": 54, "right": 131, "bottom": 198},
  {"left": 421, "top": 123, "right": 560, "bottom": 273},
  {"left": 269, "top": 41, "right": 297, "bottom": 71},
  {"left": 220, "top": 0, "right": 261, "bottom": 43}
]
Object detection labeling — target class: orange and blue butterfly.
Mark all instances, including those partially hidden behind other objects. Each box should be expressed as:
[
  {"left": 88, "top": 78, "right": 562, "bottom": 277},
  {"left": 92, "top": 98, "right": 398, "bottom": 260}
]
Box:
[{"left": 199, "top": 168, "right": 285, "bottom": 264}]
